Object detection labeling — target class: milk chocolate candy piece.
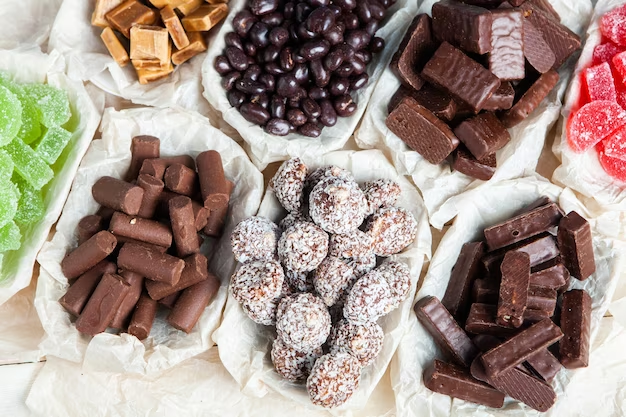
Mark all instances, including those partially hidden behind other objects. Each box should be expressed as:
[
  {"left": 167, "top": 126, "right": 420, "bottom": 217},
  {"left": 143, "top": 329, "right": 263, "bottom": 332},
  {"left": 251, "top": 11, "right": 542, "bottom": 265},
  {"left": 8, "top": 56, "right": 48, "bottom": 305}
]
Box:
[
  {"left": 523, "top": 19, "right": 556, "bottom": 74},
  {"left": 530, "top": 261, "right": 570, "bottom": 289},
  {"left": 197, "top": 150, "right": 231, "bottom": 211},
  {"left": 75, "top": 273, "right": 131, "bottom": 336},
  {"left": 77, "top": 215, "right": 104, "bottom": 246},
  {"left": 489, "top": 9, "right": 524, "bottom": 81},
  {"left": 202, "top": 178, "right": 234, "bottom": 237},
  {"left": 146, "top": 253, "right": 209, "bottom": 300},
  {"left": 93, "top": 0, "right": 124, "bottom": 28},
  {"left": 526, "top": 348, "right": 561, "bottom": 382},
  {"left": 452, "top": 147, "right": 496, "bottom": 181},
  {"left": 454, "top": 113, "right": 510, "bottom": 160},
  {"left": 62, "top": 231, "right": 117, "bottom": 280},
  {"left": 472, "top": 334, "right": 503, "bottom": 353},
  {"left": 106, "top": 0, "right": 158, "bottom": 38},
  {"left": 118, "top": 243, "right": 184, "bottom": 285},
  {"left": 497, "top": 251, "right": 530, "bottom": 328},
  {"left": 484, "top": 202, "right": 563, "bottom": 251},
  {"left": 181, "top": 4, "right": 228, "bottom": 32},
  {"left": 168, "top": 277, "right": 220, "bottom": 333},
  {"left": 92, "top": 176, "right": 145, "bottom": 216},
  {"left": 137, "top": 174, "right": 164, "bottom": 219},
  {"left": 442, "top": 241, "right": 485, "bottom": 321},
  {"left": 109, "top": 211, "right": 173, "bottom": 248},
  {"left": 558, "top": 211, "right": 596, "bottom": 281},
  {"left": 169, "top": 196, "right": 201, "bottom": 258},
  {"left": 559, "top": 289, "right": 591, "bottom": 369},
  {"left": 527, "top": 286, "right": 556, "bottom": 313},
  {"left": 388, "top": 85, "right": 458, "bottom": 123},
  {"left": 483, "top": 81, "right": 515, "bottom": 111},
  {"left": 101, "top": 27, "right": 130, "bottom": 67},
  {"left": 159, "top": 292, "right": 180, "bottom": 309},
  {"left": 386, "top": 97, "right": 459, "bottom": 165},
  {"left": 110, "top": 270, "right": 144, "bottom": 329},
  {"left": 127, "top": 135, "right": 160, "bottom": 181},
  {"left": 390, "top": 14, "right": 435, "bottom": 92},
  {"left": 114, "top": 235, "right": 168, "bottom": 254},
  {"left": 481, "top": 318, "right": 563, "bottom": 377},
  {"left": 59, "top": 261, "right": 117, "bottom": 316},
  {"left": 414, "top": 296, "right": 479, "bottom": 367},
  {"left": 172, "top": 31, "right": 208, "bottom": 66},
  {"left": 424, "top": 360, "right": 505, "bottom": 408},
  {"left": 422, "top": 42, "right": 500, "bottom": 112},
  {"left": 483, "top": 232, "right": 559, "bottom": 273},
  {"left": 128, "top": 292, "right": 158, "bottom": 340},
  {"left": 466, "top": 303, "right": 519, "bottom": 337},
  {"left": 164, "top": 163, "right": 198, "bottom": 197},
  {"left": 191, "top": 200, "right": 209, "bottom": 231},
  {"left": 161, "top": 5, "right": 190, "bottom": 50},
  {"left": 472, "top": 279, "right": 499, "bottom": 304},
  {"left": 501, "top": 70, "right": 560, "bottom": 128},
  {"left": 432, "top": 1, "right": 493, "bottom": 55},
  {"left": 140, "top": 156, "right": 196, "bottom": 180}
]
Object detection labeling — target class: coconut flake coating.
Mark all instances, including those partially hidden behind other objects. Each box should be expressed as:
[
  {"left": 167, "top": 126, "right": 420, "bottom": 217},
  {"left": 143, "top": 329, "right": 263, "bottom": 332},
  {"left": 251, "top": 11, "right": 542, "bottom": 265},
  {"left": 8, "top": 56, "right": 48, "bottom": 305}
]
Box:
[
  {"left": 242, "top": 281, "right": 292, "bottom": 326},
  {"left": 305, "top": 166, "right": 355, "bottom": 191},
  {"left": 313, "top": 257, "right": 355, "bottom": 307},
  {"left": 377, "top": 261, "right": 411, "bottom": 310},
  {"left": 309, "top": 177, "right": 367, "bottom": 234},
  {"left": 271, "top": 338, "right": 323, "bottom": 381},
  {"left": 278, "top": 222, "right": 329, "bottom": 273},
  {"left": 306, "top": 351, "right": 362, "bottom": 408},
  {"left": 366, "top": 207, "right": 418, "bottom": 256},
  {"left": 231, "top": 260, "right": 284, "bottom": 305},
  {"left": 344, "top": 271, "right": 393, "bottom": 324},
  {"left": 345, "top": 253, "right": 377, "bottom": 278},
  {"left": 330, "top": 319, "right": 384, "bottom": 367},
  {"left": 279, "top": 211, "right": 308, "bottom": 231},
  {"left": 362, "top": 179, "right": 401, "bottom": 215},
  {"left": 270, "top": 158, "right": 308, "bottom": 213},
  {"left": 329, "top": 230, "right": 374, "bottom": 259},
  {"left": 276, "top": 293, "right": 331, "bottom": 352},
  {"left": 285, "top": 268, "right": 315, "bottom": 292},
  {"left": 231, "top": 217, "right": 281, "bottom": 263}
]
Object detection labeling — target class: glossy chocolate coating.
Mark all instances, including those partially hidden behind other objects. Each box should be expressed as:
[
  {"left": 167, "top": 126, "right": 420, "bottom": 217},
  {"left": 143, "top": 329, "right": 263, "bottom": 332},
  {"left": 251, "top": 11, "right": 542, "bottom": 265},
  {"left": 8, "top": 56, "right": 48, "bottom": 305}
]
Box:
[
  {"left": 482, "top": 81, "right": 515, "bottom": 111},
  {"left": 431, "top": 0, "right": 492, "bottom": 55},
  {"left": 388, "top": 85, "right": 457, "bottom": 122},
  {"left": 558, "top": 211, "right": 596, "bottom": 281},
  {"left": 489, "top": 9, "right": 525, "bottom": 81},
  {"left": 496, "top": 251, "right": 530, "bottom": 328},
  {"left": 390, "top": 14, "right": 435, "bottom": 91},
  {"left": 523, "top": 19, "right": 556, "bottom": 74},
  {"left": 526, "top": 348, "right": 561, "bottom": 382},
  {"left": 529, "top": 260, "right": 570, "bottom": 290},
  {"left": 489, "top": 360, "right": 557, "bottom": 412},
  {"left": 559, "top": 289, "right": 591, "bottom": 369},
  {"left": 454, "top": 113, "right": 510, "bottom": 160},
  {"left": 466, "top": 303, "right": 520, "bottom": 337},
  {"left": 482, "top": 232, "right": 559, "bottom": 273},
  {"left": 500, "top": 70, "right": 559, "bottom": 128},
  {"left": 527, "top": 286, "right": 557, "bottom": 313},
  {"left": 472, "top": 279, "right": 499, "bottom": 304},
  {"left": 442, "top": 241, "right": 485, "bottom": 321},
  {"left": 452, "top": 146, "right": 496, "bottom": 181}
]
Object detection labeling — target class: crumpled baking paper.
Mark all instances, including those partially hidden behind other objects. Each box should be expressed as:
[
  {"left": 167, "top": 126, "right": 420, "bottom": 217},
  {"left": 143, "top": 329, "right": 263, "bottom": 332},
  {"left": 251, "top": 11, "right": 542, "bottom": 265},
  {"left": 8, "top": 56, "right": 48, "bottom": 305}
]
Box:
[
  {"left": 213, "top": 149, "right": 432, "bottom": 414},
  {"left": 0, "top": 0, "right": 63, "bottom": 50},
  {"left": 34, "top": 107, "right": 264, "bottom": 375},
  {"left": 0, "top": 48, "right": 101, "bottom": 307},
  {"left": 355, "top": 0, "right": 593, "bottom": 227},
  {"left": 552, "top": 0, "right": 626, "bottom": 209},
  {"left": 390, "top": 176, "right": 626, "bottom": 417},
  {"left": 201, "top": 0, "right": 419, "bottom": 170}
]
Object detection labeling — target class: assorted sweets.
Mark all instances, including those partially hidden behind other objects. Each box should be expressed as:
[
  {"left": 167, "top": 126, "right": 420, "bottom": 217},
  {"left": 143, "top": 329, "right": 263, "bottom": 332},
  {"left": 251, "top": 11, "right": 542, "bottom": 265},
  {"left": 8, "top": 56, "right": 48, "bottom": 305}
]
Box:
[
  {"left": 415, "top": 197, "right": 595, "bottom": 412},
  {"left": 0, "top": 72, "right": 72, "bottom": 270},
  {"left": 59, "top": 136, "right": 232, "bottom": 338},
  {"left": 385, "top": 0, "right": 580, "bottom": 181},
  {"left": 93, "top": 0, "right": 229, "bottom": 84},
  {"left": 214, "top": 0, "right": 393, "bottom": 137},
  {"left": 229, "top": 158, "right": 417, "bottom": 408}
]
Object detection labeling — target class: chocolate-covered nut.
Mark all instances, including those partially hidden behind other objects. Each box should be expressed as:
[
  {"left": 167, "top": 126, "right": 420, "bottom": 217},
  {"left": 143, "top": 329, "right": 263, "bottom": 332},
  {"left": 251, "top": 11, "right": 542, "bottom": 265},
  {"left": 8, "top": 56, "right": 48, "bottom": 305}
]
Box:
[
  {"left": 227, "top": 89, "right": 246, "bottom": 108},
  {"left": 262, "top": 11, "right": 284, "bottom": 26},
  {"left": 250, "top": 22, "right": 271, "bottom": 48},
  {"left": 270, "top": 26, "right": 290, "bottom": 47},
  {"left": 365, "top": 20, "right": 380, "bottom": 37},
  {"left": 335, "top": 0, "right": 357, "bottom": 10},
  {"left": 299, "top": 122, "right": 322, "bottom": 137},
  {"left": 319, "top": 99, "right": 338, "bottom": 126},
  {"left": 344, "top": 13, "right": 359, "bottom": 29},
  {"left": 251, "top": 93, "right": 270, "bottom": 109},
  {"left": 309, "top": 87, "right": 329, "bottom": 100},
  {"left": 369, "top": 37, "right": 385, "bottom": 52},
  {"left": 329, "top": 77, "right": 350, "bottom": 96},
  {"left": 297, "top": 22, "right": 317, "bottom": 40},
  {"left": 351, "top": 73, "right": 369, "bottom": 91},
  {"left": 244, "top": 42, "right": 257, "bottom": 57},
  {"left": 324, "top": 23, "right": 345, "bottom": 45},
  {"left": 277, "top": 74, "right": 300, "bottom": 98},
  {"left": 295, "top": 3, "right": 312, "bottom": 22},
  {"left": 271, "top": 96, "right": 287, "bottom": 118},
  {"left": 250, "top": 0, "right": 279, "bottom": 16},
  {"left": 355, "top": 50, "right": 372, "bottom": 64},
  {"left": 310, "top": 59, "right": 331, "bottom": 87},
  {"left": 302, "top": 98, "right": 322, "bottom": 119},
  {"left": 334, "top": 95, "right": 357, "bottom": 117},
  {"left": 225, "top": 33, "right": 243, "bottom": 50},
  {"left": 233, "top": 10, "right": 258, "bottom": 38},
  {"left": 266, "top": 62, "right": 287, "bottom": 75},
  {"left": 301, "top": 39, "right": 331, "bottom": 61},
  {"left": 240, "top": 102, "right": 271, "bottom": 124},
  {"left": 336, "top": 63, "right": 354, "bottom": 78},
  {"left": 226, "top": 46, "right": 249, "bottom": 72},
  {"left": 287, "top": 109, "right": 308, "bottom": 127},
  {"left": 284, "top": 1, "right": 295, "bottom": 18},
  {"left": 308, "top": 0, "right": 330, "bottom": 7},
  {"left": 259, "top": 73, "right": 276, "bottom": 92},
  {"left": 294, "top": 63, "right": 310, "bottom": 84},
  {"left": 263, "top": 45, "right": 281, "bottom": 62},
  {"left": 369, "top": 1, "right": 385, "bottom": 20},
  {"left": 350, "top": 57, "right": 366, "bottom": 75},
  {"left": 280, "top": 47, "right": 296, "bottom": 71},
  {"left": 266, "top": 118, "right": 292, "bottom": 136},
  {"left": 222, "top": 71, "right": 242, "bottom": 91},
  {"left": 293, "top": 51, "right": 307, "bottom": 64},
  {"left": 215, "top": 55, "right": 233, "bottom": 75},
  {"left": 356, "top": 2, "right": 373, "bottom": 23},
  {"left": 306, "top": 7, "right": 335, "bottom": 34},
  {"left": 236, "top": 79, "right": 266, "bottom": 94},
  {"left": 324, "top": 48, "right": 344, "bottom": 71},
  {"left": 345, "top": 30, "right": 371, "bottom": 51}
]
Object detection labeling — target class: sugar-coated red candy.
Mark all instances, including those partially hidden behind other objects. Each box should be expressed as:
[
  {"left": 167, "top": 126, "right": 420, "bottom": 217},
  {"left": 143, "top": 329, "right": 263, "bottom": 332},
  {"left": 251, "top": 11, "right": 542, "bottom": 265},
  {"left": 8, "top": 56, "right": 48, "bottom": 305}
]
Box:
[
  {"left": 584, "top": 62, "right": 617, "bottom": 102},
  {"left": 612, "top": 51, "right": 626, "bottom": 85},
  {"left": 593, "top": 42, "right": 623, "bottom": 65},
  {"left": 599, "top": 145, "right": 626, "bottom": 181},
  {"left": 601, "top": 5, "right": 626, "bottom": 46},
  {"left": 617, "top": 85, "right": 626, "bottom": 109},
  {"left": 568, "top": 100, "right": 626, "bottom": 153},
  {"left": 603, "top": 124, "right": 626, "bottom": 161}
]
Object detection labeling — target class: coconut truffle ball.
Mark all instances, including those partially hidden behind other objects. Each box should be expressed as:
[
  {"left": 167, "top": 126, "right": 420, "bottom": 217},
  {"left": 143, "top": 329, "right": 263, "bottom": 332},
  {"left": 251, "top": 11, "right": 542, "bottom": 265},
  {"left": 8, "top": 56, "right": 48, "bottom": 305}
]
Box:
[
  {"left": 279, "top": 211, "right": 309, "bottom": 231},
  {"left": 278, "top": 222, "right": 329, "bottom": 273},
  {"left": 313, "top": 257, "right": 355, "bottom": 307},
  {"left": 230, "top": 260, "right": 284, "bottom": 305},
  {"left": 276, "top": 293, "right": 331, "bottom": 352},
  {"left": 242, "top": 280, "right": 292, "bottom": 326},
  {"left": 284, "top": 268, "right": 315, "bottom": 293},
  {"left": 329, "top": 230, "right": 374, "bottom": 259},
  {"left": 306, "top": 352, "right": 362, "bottom": 408},
  {"left": 270, "top": 157, "right": 308, "bottom": 213},
  {"left": 271, "top": 338, "right": 323, "bottom": 381},
  {"left": 377, "top": 261, "right": 411, "bottom": 311},
  {"left": 362, "top": 179, "right": 401, "bottom": 215},
  {"left": 330, "top": 319, "right": 384, "bottom": 367},
  {"left": 366, "top": 207, "right": 418, "bottom": 256},
  {"left": 344, "top": 253, "right": 377, "bottom": 278},
  {"left": 305, "top": 165, "right": 355, "bottom": 191},
  {"left": 309, "top": 177, "right": 367, "bottom": 234},
  {"left": 231, "top": 217, "right": 281, "bottom": 263},
  {"left": 343, "top": 271, "right": 393, "bottom": 324}
]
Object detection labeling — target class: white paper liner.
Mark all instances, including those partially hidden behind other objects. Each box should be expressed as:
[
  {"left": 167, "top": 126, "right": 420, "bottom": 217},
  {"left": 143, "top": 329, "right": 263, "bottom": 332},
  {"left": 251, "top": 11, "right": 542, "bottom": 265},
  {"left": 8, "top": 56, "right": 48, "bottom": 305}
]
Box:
[{"left": 0, "top": 0, "right": 63, "bottom": 50}]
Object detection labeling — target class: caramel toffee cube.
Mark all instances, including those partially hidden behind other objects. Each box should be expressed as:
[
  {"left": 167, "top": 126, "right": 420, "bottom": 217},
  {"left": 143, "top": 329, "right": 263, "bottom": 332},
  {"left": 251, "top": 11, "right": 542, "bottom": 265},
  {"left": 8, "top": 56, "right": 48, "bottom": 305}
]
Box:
[
  {"left": 182, "top": 4, "right": 228, "bottom": 32},
  {"left": 172, "top": 31, "right": 207, "bottom": 65},
  {"left": 101, "top": 27, "right": 130, "bottom": 67},
  {"left": 92, "top": 0, "right": 124, "bottom": 28},
  {"left": 136, "top": 62, "right": 174, "bottom": 84},
  {"left": 130, "top": 25, "right": 170, "bottom": 63},
  {"left": 106, "top": 0, "right": 158, "bottom": 38},
  {"left": 149, "top": 0, "right": 190, "bottom": 8},
  {"left": 177, "top": 0, "right": 203, "bottom": 16},
  {"left": 161, "top": 5, "right": 190, "bottom": 49}
]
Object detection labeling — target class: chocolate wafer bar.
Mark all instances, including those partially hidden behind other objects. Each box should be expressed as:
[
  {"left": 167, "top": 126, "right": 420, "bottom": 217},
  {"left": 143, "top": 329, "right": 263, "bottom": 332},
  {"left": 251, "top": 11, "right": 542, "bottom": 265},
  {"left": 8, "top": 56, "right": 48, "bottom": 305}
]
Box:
[
  {"left": 559, "top": 289, "right": 591, "bottom": 369},
  {"left": 442, "top": 242, "right": 485, "bottom": 321},
  {"left": 496, "top": 251, "right": 530, "bottom": 328},
  {"left": 391, "top": 14, "right": 435, "bottom": 92},
  {"left": 489, "top": 9, "right": 525, "bottom": 81},
  {"left": 454, "top": 113, "right": 510, "bottom": 160},
  {"left": 501, "top": 70, "right": 560, "bottom": 128},
  {"left": 558, "top": 211, "right": 596, "bottom": 281},
  {"left": 452, "top": 147, "right": 497, "bottom": 181},
  {"left": 432, "top": 0, "right": 493, "bottom": 55}
]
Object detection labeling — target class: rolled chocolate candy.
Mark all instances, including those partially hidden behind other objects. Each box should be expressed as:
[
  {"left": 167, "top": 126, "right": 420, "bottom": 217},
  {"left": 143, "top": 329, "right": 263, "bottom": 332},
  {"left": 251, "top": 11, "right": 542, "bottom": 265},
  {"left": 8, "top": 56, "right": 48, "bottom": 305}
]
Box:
[
  {"left": 109, "top": 211, "right": 173, "bottom": 248},
  {"left": 61, "top": 231, "right": 117, "bottom": 280},
  {"left": 92, "top": 176, "right": 145, "bottom": 216},
  {"left": 526, "top": 349, "right": 561, "bottom": 382},
  {"left": 489, "top": 9, "right": 525, "bottom": 81},
  {"left": 472, "top": 279, "right": 499, "bottom": 304},
  {"left": 109, "top": 270, "right": 144, "bottom": 329},
  {"left": 530, "top": 259, "right": 570, "bottom": 290},
  {"left": 527, "top": 286, "right": 557, "bottom": 314},
  {"left": 482, "top": 232, "right": 559, "bottom": 273},
  {"left": 159, "top": 292, "right": 180, "bottom": 309},
  {"left": 390, "top": 14, "right": 435, "bottom": 92},
  {"left": 442, "top": 241, "right": 484, "bottom": 322},
  {"left": 203, "top": 180, "right": 234, "bottom": 237},
  {"left": 114, "top": 235, "right": 168, "bottom": 254},
  {"left": 167, "top": 277, "right": 220, "bottom": 333},
  {"left": 500, "top": 70, "right": 560, "bottom": 128},
  {"left": 466, "top": 303, "right": 519, "bottom": 337},
  {"left": 169, "top": 196, "right": 201, "bottom": 257},
  {"left": 128, "top": 292, "right": 158, "bottom": 340},
  {"left": 481, "top": 318, "right": 564, "bottom": 378},
  {"left": 137, "top": 174, "right": 164, "bottom": 219},
  {"left": 118, "top": 243, "right": 185, "bottom": 285},
  {"left": 559, "top": 289, "right": 591, "bottom": 369},
  {"left": 191, "top": 200, "right": 209, "bottom": 231},
  {"left": 424, "top": 360, "right": 505, "bottom": 408},
  {"left": 164, "top": 163, "right": 198, "bottom": 197},
  {"left": 196, "top": 150, "right": 231, "bottom": 211},
  {"left": 146, "top": 253, "right": 209, "bottom": 300},
  {"left": 454, "top": 113, "right": 510, "bottom": 160},
  {"left": 59, "top": 261, "right": 117, "bottom": 316},
  {"left": 523, "top": 19, "right": 556, "bottom": 74},
  {"left": 414, "top": 296, "right": 479, "bottom": 367},
  {"left": 96, "top": 206, "right": 115, "bottom": 224},
  {"left": 139, "top": 155, "right": 196, "bottom": 180},
  {"left": 75, "top": 273, "right": 132, "bottom": 336},
  {"left": 452, "top": 147, "right": 497, "bottom": 181},
  {"left": 431, "top": 1, "right": 492, "bottom": 55},
  {"left": 482, "top": 81, "right": 515, "bottom": 111},
  {"left": 127, "top": 135, "right": 160, "bottom": 181},
  {"left": 77, "top": 215, "right": 104, "bottom": 246},
  {"left": 558, "top": 211, "right": 596, "bottom": 281},
  {"left": 496, "top": 251, "right": 530, "bottom": 328}
]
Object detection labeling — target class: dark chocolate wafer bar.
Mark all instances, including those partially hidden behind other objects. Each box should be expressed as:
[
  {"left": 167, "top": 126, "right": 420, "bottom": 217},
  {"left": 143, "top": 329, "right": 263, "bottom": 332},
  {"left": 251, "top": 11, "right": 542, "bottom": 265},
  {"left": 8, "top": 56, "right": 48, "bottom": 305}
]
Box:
[
  {"left": 483, "top": 232, "right": 559, "bottom": 273},
  {"left": 526, "top": 348, "right": 561, "bottom": 382},
  {"left": 530, "top": 260, "right": 570, "bottom": 290},
  {"left": 527, "top": 286, "right": 557, "bottom": 313},
  {"left": 432, "top": 0, "right": 493, "bottom": 55},
  {"left": 452, "top": 147, "right": 497, "bottom": 181},
  {"left": 558, "top": 211, "right": 596, "bottom": 281},
  {"left": 490, "top": 361, "right": 557, "bottom": 411},
  {"left": 391, "top": 14, "right": 436, "bottom": 92},
  {"left": 496, "top": 251, "right": 530, "bottom": 328},
  {"left": 483, "top": 81, "right": 515, "bottom": 111},
  {"left": 500, "top": 70, "right": 560, "bottom": 128},
  {"left": 442, "top": 241, "right": 485, "bottom": 321},
  {"left": 388, "top": 85, "right": 457, "bottom": 122},
  {"left": 559, "top": 289, "right": 591, "bottom": 369},
  {"left": 523, "top": 19, "right": 556, "bottom": 73},
  {"left": 472, "top": 279, "right": 499, "bottom": 304},
  {"left": 454, "top": 113, "right": 510, "bottom": 160},
  {"left": 466, "top": 303, "right": 519, "bottom": 337},
  {"left": 489, "top": 9, "right": 525, "bottom": 81}
]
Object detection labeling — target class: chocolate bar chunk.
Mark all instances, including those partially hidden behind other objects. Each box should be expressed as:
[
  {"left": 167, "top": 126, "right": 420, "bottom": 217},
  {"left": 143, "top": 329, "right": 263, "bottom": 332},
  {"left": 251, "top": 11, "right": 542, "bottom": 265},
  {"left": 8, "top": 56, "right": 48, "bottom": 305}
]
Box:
[
  {"left": 481, "top": 318, "right": 563, "bottom": 377},
  {"left": 489, "top": 361, "right": 557, "bottom": 411},
  {"left": 559, "top": 289, "right": 591, "bottom": 369},
  {"left": 452, "top": 147, "right": 497, "bottom": 181},
  {"left": 422, "top": 42, "right": 500, "bottom": 112},
  {"left": 558, "top": 211, "right": 596, "bottom": 281},
  {"left": 432, "top": 1, "right": 493, "bottom": 55},
  {"left": 530, "top": 260, "right": 570, "bottom": 290},
  {"left": 501, "top": 70, "right": 560, "bottom": 128},
  {"left": 390, "top": 14, "right": 435, "bottom": 92},
  {"left": 454, "top": 113, "right": 510, "bottom": 160},
  {"left": 442, "top": 242, "right": 485, "bottom": 321},
  {"left": 472, "top": 334, "right": 502, "bottom": 352},
  {"left": 415, "top": 296, "right": 479, "bottom": 367},
  {"left": 523, "top": 308, "right": 552, "bottom": 323},
  {"left": 472, "top": 279, "right": 499, "bottom": 304},
  {"left": 523, "top": 19, "right": 556, "bottom": 73},
  {"left": 484, "top": 202, "right": 563, "bottom": 251},
  {"left": 386, "top": 97, "right": 459, "bottom": 164},
  {"left": 527, "top": 286, "right": 556, "bottom": 313},
  {"left": 526, "top": 349, "right": 561, "bottom": 382},
  {"left": 424, "top": 360, "right": 505, "bottom": 408},
  {"left": 483, "top": 232, "right": 559, "bottom": 273},
  {"left": 497, "top": 251, "right": 530, "bottom": 328},
  {"left": 489, "top": 9, "right": 525, "bottom": 80},
  {"left": 526, "top": 0, "right": 561, "bottom": 22},
  {"left": 388, "top": 85, "right": 457, "bottom": 122},
  {"left": 75, "top": 273, "right": 132, "bottom": 336},
  {"left": 483, "top": 81, "right": 515, "bottom": 111},
  {"left": 466, "top": 303, "right": 519, "bottom": 337}
]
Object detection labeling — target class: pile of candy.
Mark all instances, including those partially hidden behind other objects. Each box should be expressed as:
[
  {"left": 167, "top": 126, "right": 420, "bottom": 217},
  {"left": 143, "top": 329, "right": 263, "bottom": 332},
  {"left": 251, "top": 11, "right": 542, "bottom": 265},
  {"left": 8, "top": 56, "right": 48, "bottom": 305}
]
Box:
[{"left": 229, "top": 158, "right": 418, "bottom": 408}]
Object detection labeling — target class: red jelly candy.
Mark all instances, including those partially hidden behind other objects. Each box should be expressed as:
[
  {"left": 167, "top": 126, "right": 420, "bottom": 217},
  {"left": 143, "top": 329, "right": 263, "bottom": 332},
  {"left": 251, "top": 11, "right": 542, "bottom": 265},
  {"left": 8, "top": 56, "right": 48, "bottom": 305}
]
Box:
[
  {"left": 603, "top": 124, "right": 626, "bottom": 160},
  {"left": 584, "top": 62, "right": 617, "bottom": 102},
  {"left": 568, "top": 100, "right": 626, "bottom": 153},
  {"left": 612, "top": 51, "right": 626, "bottom": 84},
  {"left": 601, "top": 5, "right": 626, "bottom": 46},
  {"left": 599, "top": 147, "right": 626, "bottom": 181},
  {"left": 593, "top": 42, "right": 622, "bottom": 65}
]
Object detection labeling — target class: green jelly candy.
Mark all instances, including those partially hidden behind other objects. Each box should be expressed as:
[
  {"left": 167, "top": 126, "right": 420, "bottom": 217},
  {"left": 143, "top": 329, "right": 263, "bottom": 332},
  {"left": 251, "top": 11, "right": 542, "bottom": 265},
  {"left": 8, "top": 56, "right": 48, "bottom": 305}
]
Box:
[
  {"left": 0, "top": 180, "right": 19, "bottom": 229},
  {"left": 5, "top": 137, "right": 53, "bottom": 190},
  {"left": 0, "top": 85, "right": 22, "bottom": 147},
  {"left": 36, "top": 126, "right": 72, "bottom": 164},
  {"left": 14, "top": 176, "right": 44, "bottom": 226},
  {"left": 16, "top": 90, "right": 42, "bottom": 144},
  {"left": 22, "top": 84, "right": 70, "bottom": 128},
  {"left": 0, "top": 221, "right": 21, "bottom": 252},
  {"left": 0, "top": 150, "right": 14, "bottom": 179}
]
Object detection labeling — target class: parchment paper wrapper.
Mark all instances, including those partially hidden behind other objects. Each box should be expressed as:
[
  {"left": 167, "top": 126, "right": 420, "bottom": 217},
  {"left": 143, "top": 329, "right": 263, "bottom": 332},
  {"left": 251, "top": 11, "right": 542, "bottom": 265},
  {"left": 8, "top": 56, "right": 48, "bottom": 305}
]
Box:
[
  {"left": 201, "top": 0, "right": 420, "bottom": 170},
  {"left": 391, "top": 176, "right": 626, "bottom": 417},
  {"left": 0, "top": 48, "right": 101, "bottom": 307},
  {"left": 356, "top": 0, "right": 593, "bottom": 227},
  {"left": 213, "top": 149, "right": 432, "bottom": 413},
  {"left": 0, "top": 0, "right": 63, "bottom": 49},
  {"left": 552, "top": 0, "right": 626, "bottom": 209},
  {"left": 35, "top": 107, "right": 264, "bottom": 375}
]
